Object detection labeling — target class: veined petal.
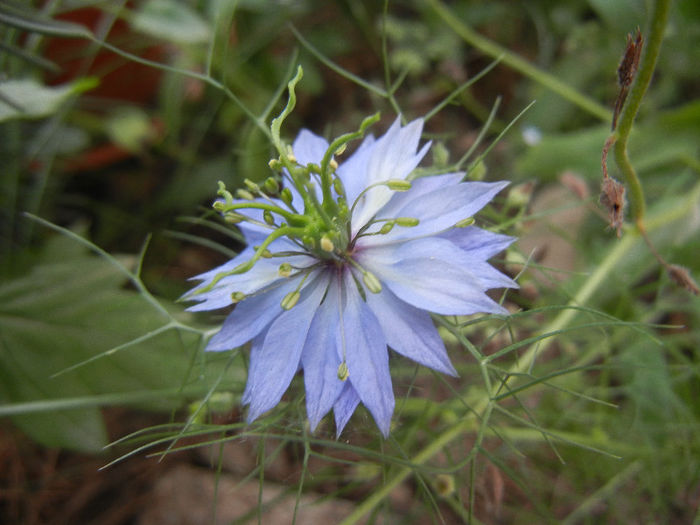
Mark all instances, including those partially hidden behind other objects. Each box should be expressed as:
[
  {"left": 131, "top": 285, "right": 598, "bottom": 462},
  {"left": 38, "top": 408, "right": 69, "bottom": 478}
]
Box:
[
  {"left": 366, "top": 287, "right": 457, "bottom": 376},
  {"left": 342, "top": 270, "right": 394, "bottom": 437},
  {"left": 334, "top": 382, "right": 360, "bottom": 436},
  {"left": 245, "top": 273, "right": 330, "bottom": 422},
  {"left": 441, "top": 226, "right": 516, "bottom": 259},
  {"left": 359, "top": 181, "right": 509, "bottom": 246},
  {"left": 352, "top": 118, "right": 431, "bottom": 231},
  {"left": 358, "top": 240, "right": 509, "bottom": 316},
  {"left": 205, "top": 273, "right": 306, "bottom": 351},
  {"left": 301, "top": 271, "right": 344, "bottom": 431}
]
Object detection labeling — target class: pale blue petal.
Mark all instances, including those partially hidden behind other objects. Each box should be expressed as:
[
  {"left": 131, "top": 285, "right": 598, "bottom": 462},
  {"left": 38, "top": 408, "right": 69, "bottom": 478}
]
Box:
[
  {"left": 301, "top": 272, "right": 345, "bottom": 431},
  {"left": 358, "top": 240, "right": 508, "bottom": 316},
  {"left": 342, "top": 271, "right": 394, "bottom": 436},
  {"left": 337, "top": 134, "right": 376, "bottom": 207},
  {"left": 366, "top": 287, "right": 457, "bottom": 376},
  {"left": 293, "top": 129, "right": 329, "bottom": 166},
  {"left": 358, "top": 181, "right": 509, "bottom": 246},
  {"left": 205, "top": 274, "right": 305, "bottom": 351},
  {"left": 245, "top": 273, "right": 330, "bottom": 422},
  {"left": 440, "top": 226, "right": 515, "bottom": 259},
  {"left": 352, "top": 118, "right": 431, "bottom": 231},
  {"left": 186, "top": 246, "right": 314, "bottom": 312},
  {"left": 334, "top": 382, "right": 360, "bottom": 436},
  {"left": 374, "top": 172, "right": 464, "bottom": 222}
]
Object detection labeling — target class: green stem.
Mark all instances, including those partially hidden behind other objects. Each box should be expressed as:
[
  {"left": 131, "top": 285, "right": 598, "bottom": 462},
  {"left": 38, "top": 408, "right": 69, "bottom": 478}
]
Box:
[
  {"left": 612, "top": 0, "right": 671, "bottom": 225},
  {"left": 426, "top": 0, "right": 611, "bottom": 122},
  {"left": 339, "top": 181, "right": 700, "bottom": 525}
]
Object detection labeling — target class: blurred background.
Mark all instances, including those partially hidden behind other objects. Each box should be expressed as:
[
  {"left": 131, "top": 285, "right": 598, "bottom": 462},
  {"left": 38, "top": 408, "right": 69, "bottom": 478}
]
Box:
[{"left": 1, "top": 0, "right": 699, "bottom": 523}]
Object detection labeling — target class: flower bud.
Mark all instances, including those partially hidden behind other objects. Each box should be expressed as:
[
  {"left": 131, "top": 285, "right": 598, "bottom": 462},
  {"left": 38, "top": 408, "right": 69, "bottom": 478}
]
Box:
[
  {"left": 385, "top": 179, "right": 412, "bottom": 191},
  {"left": 231, "top": 291, "right": 246, "bottom": 303},
  {"left": 263, "top": 210, "right": 274, "bottom": 225},
  {"left": 281, "top": 290, "right": 300, "bottom": 310},
  {"left": 278, "top": 262, "right": 292, "bottom": 277},
  {"left": 268, "top": 158, "right": 283, "bottom": 171},
  {"left": 335, "top": 143, "right": 347, "bottom": 156},
  {"left": 261, "top": 249, "right": 272, "bottom": 258}
]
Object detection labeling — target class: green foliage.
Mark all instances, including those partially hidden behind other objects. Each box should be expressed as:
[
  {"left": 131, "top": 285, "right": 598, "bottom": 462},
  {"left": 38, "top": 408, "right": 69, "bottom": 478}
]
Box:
[{"left": 0, "top": 230, "right": 243, "bottom": 452}]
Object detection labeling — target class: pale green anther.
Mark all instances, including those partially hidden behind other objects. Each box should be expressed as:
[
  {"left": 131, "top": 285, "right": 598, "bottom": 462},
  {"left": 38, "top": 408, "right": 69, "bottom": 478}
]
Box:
[
  {"left": 385, "top": 179, "right": 412, "bottom": 191},
  {"left": 236, "top": 189, "right": 255, "bottom": 200},
  {"left": 263, "top": 210, "right": 274, "bottom": 225},
  {"left": 335, "top": 143, "right": 347, "bottom": 156},
  {"left": 379, "top": 221, "right": 395, "bottom": 234},
  {"left": 261, "top": 249, "right": 272, "bottom": 258},
  {"left": 333, "top": 178, "right": 345, "bottom": 196},
  {"left": 286, "top": 145, "right": 296, "bottom": 163},
  {"left": 216, "top": 180, "right": 234, "bottom": 203},
  {"left": 244, "top": 178, "right": 259, "bottom": 192},
  {"left": 307, "top": 163, "right": 321, "bottom": 174},
  {"left": 455, "top": 217, "right": 475, "bottom": 228},
  {"left": 395, "top": 217, "right": 419, "bottom": 227},
  {"left": 329, "top": 158, "right": 338, "bottom": 170},
  {"left": 280, "top": 188, "right": 293, "bottom": 206},
  {"left": 337, "top": 362, "right": 349, "bottom": 381},
  {"left": 320, "top": 235, "right": 334, "bottom": 252},
  {"left": 231, "top": 291, "right": 246, "bottom": 303},
  {"left": 224, "top": 213, "right": 244, "bottom": 224},
  {"left": 363, "top": 271, "right": 382, "bottom": 294},
  {"left": 268, "top": 158, "right": 283, "bottom": 171},
  {"left": 278, "top": 262, "right": 292, "bottom": 277},
  {"left": 281, "top": 290, "right": 300, "bottom": 310},
  {"left": 263, "top": 177, "right": 279, "bottom": 194},
  {"left": 213, "top": 201, "right": 226, "bottom": 212}
]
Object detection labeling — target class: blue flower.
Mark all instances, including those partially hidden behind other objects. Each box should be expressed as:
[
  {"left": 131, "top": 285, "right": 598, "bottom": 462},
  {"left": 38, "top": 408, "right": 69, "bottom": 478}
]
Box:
[{"left": 186, "top": 117, "right": 516, "bottom": 436}]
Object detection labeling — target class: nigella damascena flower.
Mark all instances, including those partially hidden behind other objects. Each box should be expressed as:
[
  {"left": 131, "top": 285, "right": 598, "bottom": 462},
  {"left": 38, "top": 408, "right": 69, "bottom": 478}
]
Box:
[{"left": 185, "top": 117, "right": 517, "bottom": 436}]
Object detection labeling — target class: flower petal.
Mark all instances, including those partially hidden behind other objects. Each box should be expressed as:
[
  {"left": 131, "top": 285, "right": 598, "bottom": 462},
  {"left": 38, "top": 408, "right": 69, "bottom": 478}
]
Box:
[
  {"left": 244, "top": 273, "right": 330, "bottom": 422},
  {"left": 441, "top": 226, "right": 516, "bottom": 259},
  {"left": 301, "top": 272, "right": 345, "bottom": 431},
  {"left": 366, "top": 287, "right": 457, "bottom": 376},
  {"left": 337, "top": 134, "right": 376, "bottom": 207},
  {"left": 358, "top": 239, "right": 509, "bottom": 316},
  {"left": 359, "top": 181, "right": 509, "bottom": 246},
  {"left": 352, "top": 118, "right": 431, "bottom": 231},
  {"left": 205, "top": 273, "right": 305, "bottom": 351},
  {"left": 342, "top": 270, "right": 394, "bottom": 436},
  {"left": 293, "top": 129, "right": 329, "bottom": 166},
  {"left": 334, "top": 382, "right": 360, "bottom": 436}
]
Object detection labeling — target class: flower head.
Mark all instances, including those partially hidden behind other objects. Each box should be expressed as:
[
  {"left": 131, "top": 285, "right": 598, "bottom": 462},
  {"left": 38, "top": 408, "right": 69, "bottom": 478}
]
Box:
[{"left": 185, "top": 117, "right": 516, "bottom": 436}]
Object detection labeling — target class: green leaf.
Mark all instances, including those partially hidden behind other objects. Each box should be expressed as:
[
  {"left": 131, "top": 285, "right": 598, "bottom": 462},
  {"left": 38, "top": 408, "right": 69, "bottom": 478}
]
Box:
[
  {"left": 0, "top": 78, "right": 98, "bottom": 122},
  {"left": 132, "top": 0, "right": 211, "bottom": 44},
  {"left": 0, "top": 232, "right": 243, "bottom": 452}
]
